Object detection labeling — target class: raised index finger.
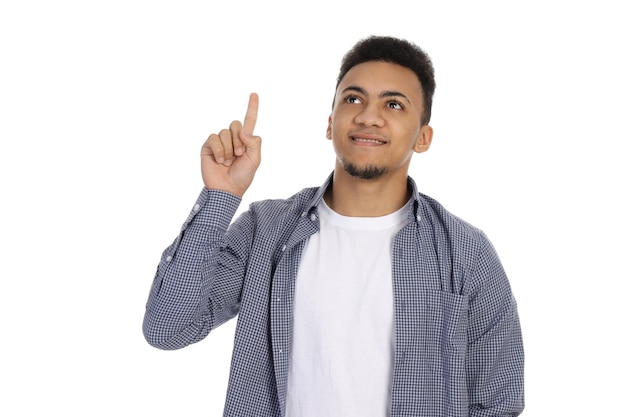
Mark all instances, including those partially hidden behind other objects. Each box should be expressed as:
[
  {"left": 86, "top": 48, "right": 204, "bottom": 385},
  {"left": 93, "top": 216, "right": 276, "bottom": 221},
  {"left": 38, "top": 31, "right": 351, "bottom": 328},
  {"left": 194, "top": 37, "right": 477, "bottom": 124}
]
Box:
[{"left": 242, "top": 92, "right": 259, "bottom": 135}]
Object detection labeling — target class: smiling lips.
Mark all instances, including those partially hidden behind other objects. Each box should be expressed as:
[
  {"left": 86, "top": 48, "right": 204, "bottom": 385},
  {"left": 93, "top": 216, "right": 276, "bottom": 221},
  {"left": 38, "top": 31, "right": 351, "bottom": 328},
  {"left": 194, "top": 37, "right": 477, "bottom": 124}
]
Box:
[{"left": 350, "top": 133, "right": 387, "bottom": 145}]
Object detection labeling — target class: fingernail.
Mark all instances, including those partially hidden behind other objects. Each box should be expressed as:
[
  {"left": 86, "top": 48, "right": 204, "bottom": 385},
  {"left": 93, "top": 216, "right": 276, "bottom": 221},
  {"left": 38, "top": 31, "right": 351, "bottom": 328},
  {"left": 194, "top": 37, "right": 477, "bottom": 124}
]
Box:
[{"left": 235, "top": 146, "right": 244, "bottom": 155}]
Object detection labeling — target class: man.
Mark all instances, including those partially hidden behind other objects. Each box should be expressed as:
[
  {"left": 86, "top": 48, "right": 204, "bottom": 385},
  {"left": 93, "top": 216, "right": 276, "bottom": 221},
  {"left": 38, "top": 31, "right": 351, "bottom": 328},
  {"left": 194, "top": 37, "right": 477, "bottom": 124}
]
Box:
[{"left": 143, "top": 36, "right": 524, "bottom": 416}]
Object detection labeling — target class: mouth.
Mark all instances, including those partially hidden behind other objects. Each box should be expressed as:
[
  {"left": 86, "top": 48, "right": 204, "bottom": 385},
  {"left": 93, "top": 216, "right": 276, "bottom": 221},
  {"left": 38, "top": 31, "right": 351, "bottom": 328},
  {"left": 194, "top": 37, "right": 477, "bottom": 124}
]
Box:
[{"left": 350, "top": 133, "right": 387, "bottom": 145}]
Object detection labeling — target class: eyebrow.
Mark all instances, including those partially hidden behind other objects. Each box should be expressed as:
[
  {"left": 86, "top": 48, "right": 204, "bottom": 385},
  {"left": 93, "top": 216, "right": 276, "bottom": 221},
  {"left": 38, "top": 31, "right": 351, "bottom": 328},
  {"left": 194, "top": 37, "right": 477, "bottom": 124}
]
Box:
[{"left": 341, "top": 86, "right": 412, "bottom": 104}]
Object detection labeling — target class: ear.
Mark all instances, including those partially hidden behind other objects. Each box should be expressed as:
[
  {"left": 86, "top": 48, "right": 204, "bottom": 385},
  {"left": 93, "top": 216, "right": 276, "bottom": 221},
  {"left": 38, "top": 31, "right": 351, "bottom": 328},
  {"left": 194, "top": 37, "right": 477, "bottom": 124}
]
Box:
[
  {"left": 326, "top": 115, "right": 333, "bottom": 140},
  {"left": 413, "top": 125, "right": 433, "bottom": 153}
]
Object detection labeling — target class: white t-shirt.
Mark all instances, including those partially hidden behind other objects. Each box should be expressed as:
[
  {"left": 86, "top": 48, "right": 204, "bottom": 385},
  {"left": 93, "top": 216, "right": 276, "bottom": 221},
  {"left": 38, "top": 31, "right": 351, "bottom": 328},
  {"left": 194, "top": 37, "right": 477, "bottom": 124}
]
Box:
[{"left": 286, "top": 199, "right": 410, "bottom": 417}]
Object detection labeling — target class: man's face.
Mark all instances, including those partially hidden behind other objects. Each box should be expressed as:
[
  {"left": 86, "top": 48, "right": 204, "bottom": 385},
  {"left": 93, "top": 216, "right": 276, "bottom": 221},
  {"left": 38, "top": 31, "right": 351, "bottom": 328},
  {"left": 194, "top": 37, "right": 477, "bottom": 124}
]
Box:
[{"left": 327, "top": 61, "right": 432, "bottom": 180}]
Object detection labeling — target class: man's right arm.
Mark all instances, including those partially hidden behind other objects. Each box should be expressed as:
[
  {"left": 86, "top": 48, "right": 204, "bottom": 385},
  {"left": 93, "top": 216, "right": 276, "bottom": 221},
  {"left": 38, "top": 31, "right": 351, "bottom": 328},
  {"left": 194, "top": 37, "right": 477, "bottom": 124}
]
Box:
[
  {"left": 142, "top": 188, "right": 245, "bottom": 350},
  {"left": 143, "top": 93, "right": 262, "bottom": 350}
]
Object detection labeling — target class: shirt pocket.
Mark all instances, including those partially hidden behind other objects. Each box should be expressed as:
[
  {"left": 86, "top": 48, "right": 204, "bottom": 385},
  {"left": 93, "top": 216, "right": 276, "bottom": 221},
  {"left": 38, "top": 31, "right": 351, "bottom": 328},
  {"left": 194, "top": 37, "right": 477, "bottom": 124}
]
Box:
[{"left": 425, "top": 289, "right": 469, "bottom": 358}]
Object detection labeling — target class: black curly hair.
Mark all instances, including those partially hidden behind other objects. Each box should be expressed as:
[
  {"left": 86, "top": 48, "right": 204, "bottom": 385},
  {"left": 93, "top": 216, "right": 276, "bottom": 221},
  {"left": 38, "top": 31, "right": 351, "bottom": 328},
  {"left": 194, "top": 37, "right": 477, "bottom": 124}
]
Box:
[{"left": 335, "top": 36, "right": 436, "bottom": 125}]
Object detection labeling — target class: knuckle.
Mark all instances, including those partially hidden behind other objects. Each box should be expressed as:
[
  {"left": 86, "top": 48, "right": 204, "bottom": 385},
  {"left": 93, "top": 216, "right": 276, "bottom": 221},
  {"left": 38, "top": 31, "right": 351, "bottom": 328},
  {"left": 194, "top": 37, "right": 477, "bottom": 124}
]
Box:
[{"left": 207, "top": 135, "right": 224, "bottom": 154}]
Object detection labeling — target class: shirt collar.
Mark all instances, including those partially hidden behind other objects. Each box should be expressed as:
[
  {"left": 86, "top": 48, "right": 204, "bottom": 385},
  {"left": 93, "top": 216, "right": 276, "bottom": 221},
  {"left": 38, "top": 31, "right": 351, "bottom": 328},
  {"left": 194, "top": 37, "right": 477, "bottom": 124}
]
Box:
[{"left": 304, "top": 172, "right": 421, "bottom": 222}]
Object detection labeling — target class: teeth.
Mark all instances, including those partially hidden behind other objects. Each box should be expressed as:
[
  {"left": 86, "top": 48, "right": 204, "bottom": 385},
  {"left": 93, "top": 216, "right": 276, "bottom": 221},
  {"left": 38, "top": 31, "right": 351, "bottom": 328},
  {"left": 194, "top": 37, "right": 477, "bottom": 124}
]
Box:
[{"left": 353, "top": 137, "right": 384, "bottom": 144}]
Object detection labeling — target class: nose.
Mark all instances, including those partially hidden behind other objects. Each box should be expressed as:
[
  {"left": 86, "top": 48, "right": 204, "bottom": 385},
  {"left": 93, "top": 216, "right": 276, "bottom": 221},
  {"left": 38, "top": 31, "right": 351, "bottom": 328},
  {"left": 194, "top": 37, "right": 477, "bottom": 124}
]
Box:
[{"left": 354, "top": 103, "right": 384, "bottom": 127}]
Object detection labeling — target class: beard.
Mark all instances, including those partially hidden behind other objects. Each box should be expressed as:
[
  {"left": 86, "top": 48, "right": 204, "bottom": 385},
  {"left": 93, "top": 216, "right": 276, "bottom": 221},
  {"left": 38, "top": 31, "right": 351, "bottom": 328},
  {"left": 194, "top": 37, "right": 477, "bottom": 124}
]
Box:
[{"left": 343, "top": 161, "right": 388, "bottom": 180}]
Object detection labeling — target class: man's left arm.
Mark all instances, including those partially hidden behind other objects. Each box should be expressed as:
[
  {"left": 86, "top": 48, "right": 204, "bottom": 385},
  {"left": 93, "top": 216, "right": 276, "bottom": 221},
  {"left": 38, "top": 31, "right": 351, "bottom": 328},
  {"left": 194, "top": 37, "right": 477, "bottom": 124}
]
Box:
[{"left": 466, "top": 233, "right": 524, "bottom": 416}]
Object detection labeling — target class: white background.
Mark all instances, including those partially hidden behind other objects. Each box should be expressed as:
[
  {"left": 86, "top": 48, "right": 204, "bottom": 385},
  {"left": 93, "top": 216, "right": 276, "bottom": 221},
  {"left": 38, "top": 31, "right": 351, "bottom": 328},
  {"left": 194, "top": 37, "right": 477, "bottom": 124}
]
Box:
[{"left": 1, "top": 0, "right": 624, "bottom": 415}]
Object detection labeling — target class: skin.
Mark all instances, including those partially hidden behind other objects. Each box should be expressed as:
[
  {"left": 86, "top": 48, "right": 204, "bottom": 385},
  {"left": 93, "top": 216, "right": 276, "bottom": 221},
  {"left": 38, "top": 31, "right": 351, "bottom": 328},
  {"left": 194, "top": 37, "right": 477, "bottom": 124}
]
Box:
[
  {"left": 201, "top": 92, "right": 260, "bottom": 197},
  {"left": 325, "top": 61, "right": 433, "bottom": 216},
  {"left": 202, "top": 61, "right": 433, "bottom": 217}
]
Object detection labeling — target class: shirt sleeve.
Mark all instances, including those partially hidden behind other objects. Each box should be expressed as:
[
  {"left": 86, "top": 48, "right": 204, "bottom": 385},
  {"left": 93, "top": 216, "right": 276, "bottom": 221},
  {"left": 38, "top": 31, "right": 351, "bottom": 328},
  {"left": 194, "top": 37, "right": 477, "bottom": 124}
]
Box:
[
  {"left": 466, "top": 233, "right": 525, "bottom": 416},
  {"left": 142, "top": 188, "right": 248, "bottom": 350}
]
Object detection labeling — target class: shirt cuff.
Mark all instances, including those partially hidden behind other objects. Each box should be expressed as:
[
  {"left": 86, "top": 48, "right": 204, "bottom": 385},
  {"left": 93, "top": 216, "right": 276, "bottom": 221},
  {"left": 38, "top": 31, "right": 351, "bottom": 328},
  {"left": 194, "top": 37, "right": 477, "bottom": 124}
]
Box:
[{"left": 182, "top": 188, "right": 242, "bottom": 233}]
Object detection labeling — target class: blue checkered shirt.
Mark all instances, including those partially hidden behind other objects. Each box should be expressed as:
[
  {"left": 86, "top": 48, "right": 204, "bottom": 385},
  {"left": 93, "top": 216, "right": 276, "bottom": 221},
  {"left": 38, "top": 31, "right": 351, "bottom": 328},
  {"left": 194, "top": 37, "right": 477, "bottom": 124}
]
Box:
[{"left": 143, "top": 174, "right": 524, "bottom": 417}]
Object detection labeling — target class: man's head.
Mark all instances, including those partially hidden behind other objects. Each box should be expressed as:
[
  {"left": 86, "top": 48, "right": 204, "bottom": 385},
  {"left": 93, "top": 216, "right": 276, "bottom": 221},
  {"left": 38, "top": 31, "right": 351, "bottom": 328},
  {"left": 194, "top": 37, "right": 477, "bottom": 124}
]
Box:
[
  {"left": 326, "top": 36, "right": 436, "bottom": 182},
  {"left": 335, "top": 36, "right": 435, "bottom": 125}
]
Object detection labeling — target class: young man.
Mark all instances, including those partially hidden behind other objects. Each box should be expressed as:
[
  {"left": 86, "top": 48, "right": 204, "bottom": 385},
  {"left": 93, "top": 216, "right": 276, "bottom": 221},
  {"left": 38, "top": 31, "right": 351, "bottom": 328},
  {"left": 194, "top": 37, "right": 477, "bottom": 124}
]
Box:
[{"left": 143, "top": 36, "right": 524, "bottom": 417}]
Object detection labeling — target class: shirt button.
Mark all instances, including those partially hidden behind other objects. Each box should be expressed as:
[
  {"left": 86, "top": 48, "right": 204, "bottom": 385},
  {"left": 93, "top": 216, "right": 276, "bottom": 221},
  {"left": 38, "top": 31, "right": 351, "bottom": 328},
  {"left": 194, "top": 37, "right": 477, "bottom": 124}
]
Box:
[
  {"left": 416, "top": 215, "right": 421, "bottom": 221},
  {"left": 310, "top": 213, "right": 317, "bottom": 221},
  {"left": 193, "top": 204, "right": 201, "bottom": 212},
  {"left": 166, "top": 255, "right": 173, "bottom": 262},
  {"left": 282, "top": 245, "right": 287, "bottom": 251}
]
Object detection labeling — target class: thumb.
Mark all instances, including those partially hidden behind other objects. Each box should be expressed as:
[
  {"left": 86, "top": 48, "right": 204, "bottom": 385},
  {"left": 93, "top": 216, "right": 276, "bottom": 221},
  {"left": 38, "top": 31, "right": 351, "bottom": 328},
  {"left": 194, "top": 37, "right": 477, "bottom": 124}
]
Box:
[
  {"left": 240, "top": 130, "right": 262, "bottom": 152},
  {"left": 239, "top": 131, "right": 262, "bottom": 163}
]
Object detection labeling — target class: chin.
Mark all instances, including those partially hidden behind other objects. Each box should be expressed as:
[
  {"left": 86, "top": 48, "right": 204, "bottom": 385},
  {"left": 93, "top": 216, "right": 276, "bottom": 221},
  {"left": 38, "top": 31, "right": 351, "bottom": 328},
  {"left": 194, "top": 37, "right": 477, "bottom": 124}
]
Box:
[{"left": 343, "top": 162, "right": 388, "bottom": 180}]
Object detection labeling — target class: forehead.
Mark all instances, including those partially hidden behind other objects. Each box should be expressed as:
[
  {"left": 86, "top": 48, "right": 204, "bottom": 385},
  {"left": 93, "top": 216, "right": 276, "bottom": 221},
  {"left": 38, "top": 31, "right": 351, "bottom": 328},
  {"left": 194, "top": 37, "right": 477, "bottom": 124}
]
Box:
[{"left": 338, "top": 61, "right": 423, "bottom": 98}]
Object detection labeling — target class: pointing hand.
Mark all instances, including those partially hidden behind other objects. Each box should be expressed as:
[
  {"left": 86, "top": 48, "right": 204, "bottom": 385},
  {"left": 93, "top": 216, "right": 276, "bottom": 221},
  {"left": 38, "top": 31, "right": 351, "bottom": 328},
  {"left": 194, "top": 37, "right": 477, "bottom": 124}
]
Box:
[{"left": 201, "top": 93, "right": 261, "bottom": 197}]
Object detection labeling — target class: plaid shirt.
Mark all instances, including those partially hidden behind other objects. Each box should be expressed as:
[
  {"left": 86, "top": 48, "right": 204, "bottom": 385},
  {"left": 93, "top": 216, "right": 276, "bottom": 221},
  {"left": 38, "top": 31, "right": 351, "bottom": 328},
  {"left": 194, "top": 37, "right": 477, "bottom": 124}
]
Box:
[{"left": 143, "top": 174, "right": 524, "bottom": 417}]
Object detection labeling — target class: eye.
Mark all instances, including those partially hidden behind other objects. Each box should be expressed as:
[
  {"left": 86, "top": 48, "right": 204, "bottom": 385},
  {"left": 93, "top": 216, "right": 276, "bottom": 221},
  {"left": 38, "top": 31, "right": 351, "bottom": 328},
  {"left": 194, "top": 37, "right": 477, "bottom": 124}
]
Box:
[
  {"left": 387, "top": 101, "right": 404, "bottom": 110},
  {"left": 345, "top": 95, "right": 362, "bottom": 104}
]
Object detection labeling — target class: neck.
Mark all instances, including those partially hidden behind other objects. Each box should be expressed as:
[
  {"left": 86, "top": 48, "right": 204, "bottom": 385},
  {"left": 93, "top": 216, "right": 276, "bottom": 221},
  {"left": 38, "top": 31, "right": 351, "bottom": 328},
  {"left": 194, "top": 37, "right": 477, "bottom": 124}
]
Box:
[{"left": 324, "top": 168, "right": 411, "bottom": 217}]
